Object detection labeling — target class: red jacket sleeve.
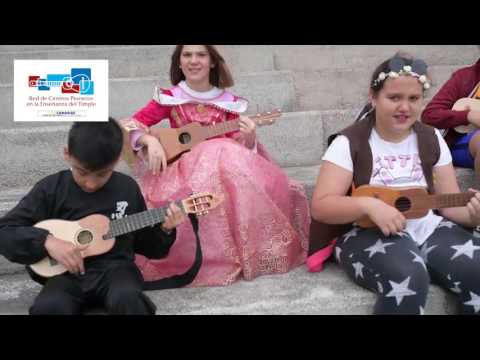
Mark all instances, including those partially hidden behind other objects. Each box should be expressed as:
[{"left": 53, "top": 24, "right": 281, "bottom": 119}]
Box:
[{"left": 421, "top": 69, "right": 471, "bottom": 129}]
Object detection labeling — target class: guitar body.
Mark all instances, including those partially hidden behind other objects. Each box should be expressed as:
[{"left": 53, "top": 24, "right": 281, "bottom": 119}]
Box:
[
  {"left": 453, "top": 98, "right": 480, "bottom": 134},
  {"left": 30, "top": 215, "right": 115, "bottom": 277},
  {"left": 28, "top": 192, "right": 223, "bottom": 278},
  {"left": 150, "top": 122, "right": 206, "bottom": 163},
  {"left": 352, "top": 186, "right": 430, "bottom": 228}
]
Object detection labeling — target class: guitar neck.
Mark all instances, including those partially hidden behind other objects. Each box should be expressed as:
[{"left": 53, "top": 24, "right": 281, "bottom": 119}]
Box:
[
  {"left": 423, "top": 192, "right": 475, "bottom": 210},
  {"left": 202, "top": 119, "right": 241, "bottom": 139},
  {"left": 104, "top": 200, "right": 184, "bottom": 239}
]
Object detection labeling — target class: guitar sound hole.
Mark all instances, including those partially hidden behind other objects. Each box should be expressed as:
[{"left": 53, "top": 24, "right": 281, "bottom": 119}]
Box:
[
  {"left": 395, "top": 197, "right": 412, "bottom": 212},
  {"left": 179, "top": 132, "right": 191, "bottom": 145},
  {"left": 77, "top": 230, "right": 93, "bottom": 245}
]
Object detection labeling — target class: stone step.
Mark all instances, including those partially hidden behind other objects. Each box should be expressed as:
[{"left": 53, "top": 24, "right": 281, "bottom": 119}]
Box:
[
  {"left": 0, "top": 45, "right": 274, "bottom": 85},
  {"left": 1, "top": 110, "right": 476, "bottom": 191},
  {"left": 0, "top": 264, "right": 457, "bottom": 314},
  {"left": 3, "top": 63, "right": 467, "bottom": 128},
  {"left": 272, "top": 45, "right": 479, "bottom": 72},
  {"left": 1, "top": 70, "right": 296, "bottom": 128},
  {"left": 1, "top": 45, "right": 476, "bottom": 85},
  {"left": 292, "top": 64, "right": 467, "bottom": 112},
  {"left": 0, "top": 110, "right": 335, "bottom": 190}
]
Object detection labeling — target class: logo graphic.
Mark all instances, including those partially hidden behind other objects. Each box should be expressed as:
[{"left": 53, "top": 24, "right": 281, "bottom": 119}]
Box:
[
  {"left": 28, "top": 68, "right": 94, "bottom": 95},
  {"left": 15, "top": 60, "right": 107, "bottom": 122}
]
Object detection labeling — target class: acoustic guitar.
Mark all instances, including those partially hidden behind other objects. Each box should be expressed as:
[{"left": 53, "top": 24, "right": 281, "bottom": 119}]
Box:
[{"left": 30, "top": 192, "right": 223, "bottom": 277}]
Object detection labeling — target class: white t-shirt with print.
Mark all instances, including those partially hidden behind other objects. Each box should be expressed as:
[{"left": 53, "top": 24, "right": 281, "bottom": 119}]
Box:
[{"left": 322, "top": 127, "right": 452, "bottom": 246}]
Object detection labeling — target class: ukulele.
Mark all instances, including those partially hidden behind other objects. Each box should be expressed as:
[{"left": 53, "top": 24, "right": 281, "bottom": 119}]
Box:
[
  {"left": 352, "top": 185, "right": 475, "bottom": 228},
  {"left": 30, "top": 192, "right": 223, "bottom": 277},
  {"left": 147, "top": 110, "right": 281, "bottom": 163},
  {"left": 120, "top": 110, "right": 281, "bottom": 168}
]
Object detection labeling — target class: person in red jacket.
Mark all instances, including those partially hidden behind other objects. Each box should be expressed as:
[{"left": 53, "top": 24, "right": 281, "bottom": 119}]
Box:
[{"left": 421, "top": 55, "right": 480, "bottom": 180}]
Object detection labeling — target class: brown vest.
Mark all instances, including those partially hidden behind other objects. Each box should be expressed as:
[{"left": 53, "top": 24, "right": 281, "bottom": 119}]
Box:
[{"left": 308, "top": 114, "right": 441, "bottom": 256}]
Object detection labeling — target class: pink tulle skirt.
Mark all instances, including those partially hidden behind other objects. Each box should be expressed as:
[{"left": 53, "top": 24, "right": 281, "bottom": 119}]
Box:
[{"left": 134, "top": 138, "right": 310, "bottom": 286}]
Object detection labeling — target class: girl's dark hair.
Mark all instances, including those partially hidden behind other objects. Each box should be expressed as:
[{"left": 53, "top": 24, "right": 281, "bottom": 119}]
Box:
[
  {"left": 355, "top": 51, "right": 429, "bottom": 122},
  {"left": 170, "top": 45, "right": 234, "bottom": 88},
  {"left": 68, "top": 117, "right": 123, "bottom": 171}
]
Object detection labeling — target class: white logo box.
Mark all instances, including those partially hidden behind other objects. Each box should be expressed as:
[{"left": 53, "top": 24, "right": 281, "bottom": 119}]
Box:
[{"left": 14, "top": 60, "right": 108, "bottom": 122}]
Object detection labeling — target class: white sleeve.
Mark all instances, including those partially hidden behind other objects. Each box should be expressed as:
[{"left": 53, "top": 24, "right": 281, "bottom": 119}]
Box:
[
  {"left": 321, "top": 135, "right": 354, "bottom": 172},
  {"left": 433, "top": 128, "right": 453, "bottom": 167}
]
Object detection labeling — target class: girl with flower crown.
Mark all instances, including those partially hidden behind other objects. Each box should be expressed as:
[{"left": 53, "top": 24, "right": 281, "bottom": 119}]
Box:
[
  {"left": 310, "top": 53, "right": 480, "bottom": 314},
  {"left": 121, "top": 45, "right": 309, "bottom": 287},
  {"left": 422, "top": 53, "right": 480, "bottom": 181}
]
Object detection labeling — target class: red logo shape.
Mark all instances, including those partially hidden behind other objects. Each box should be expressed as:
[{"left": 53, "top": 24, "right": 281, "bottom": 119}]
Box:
[
  {"left": 61, "top": 82, "right": 80, "bottom": 93},
  {"left": 29, "top": 76, "right": 40, "bottom": 87}
]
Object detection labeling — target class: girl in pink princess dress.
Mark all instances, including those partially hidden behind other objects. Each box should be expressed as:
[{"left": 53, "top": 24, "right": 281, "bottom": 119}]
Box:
[{"left": 121, "top": 45, "right": 310, "bottom": 286}]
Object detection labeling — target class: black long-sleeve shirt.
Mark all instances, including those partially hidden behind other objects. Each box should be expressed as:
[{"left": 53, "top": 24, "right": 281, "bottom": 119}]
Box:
[{"left": 0, "top": 170, "right": 175, "bottom": 279}]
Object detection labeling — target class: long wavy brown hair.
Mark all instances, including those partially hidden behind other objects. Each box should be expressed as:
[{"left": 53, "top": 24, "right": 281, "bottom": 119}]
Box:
[{"left": 170, "top": 45, "right": 234, "bottom": 88}]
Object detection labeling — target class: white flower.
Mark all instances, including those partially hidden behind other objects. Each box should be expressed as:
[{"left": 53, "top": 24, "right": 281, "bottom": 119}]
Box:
[
  {"left": 424, "top": 82, "right": 431, "bottom": 90},
  {"left": 418, "top": 75, "right": 427, "bottom": 83},
  {"left": 378, "top": 72, "right": 386, "bottom": 81},
  {"left": 389, "top": 71, "right": 399, "bottom": 78},
  {"left": 403, "top": 65, "right": 412, "bottom": 72}
]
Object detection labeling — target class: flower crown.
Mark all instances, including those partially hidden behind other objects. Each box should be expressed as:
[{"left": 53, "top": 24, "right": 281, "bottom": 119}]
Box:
[{"left": 372, "top": 56, "right": 431, "bottom": 90}]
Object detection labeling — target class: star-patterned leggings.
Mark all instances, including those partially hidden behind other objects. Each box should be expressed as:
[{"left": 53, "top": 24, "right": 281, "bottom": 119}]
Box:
[{"left": 335, "top": 221, "right": 480, "bottom": 314}]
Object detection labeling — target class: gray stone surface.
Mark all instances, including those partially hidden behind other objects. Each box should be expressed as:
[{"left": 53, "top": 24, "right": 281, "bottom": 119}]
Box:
[
  {"left": 0, "top": 265, "right": 458, "bottom": 315},
  {"left": 292, "top": 65, "right": 465, "bottom": 112},
  {"left": 0, "top": 110, "right": 327, "bottom": 190},
  {"left": 272, "top": 45, "right": 479, "bottom": 72},
  {"left": 1, "top": 71, "right": 296, "bottom": 127},
  {"left": 0, "top": 45, "right": 275, "bottom": 84}
]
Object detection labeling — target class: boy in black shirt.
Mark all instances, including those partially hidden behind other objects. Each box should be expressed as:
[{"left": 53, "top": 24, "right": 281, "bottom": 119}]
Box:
[{"left": 0, "top": 118, "right": 186, "bottom": 315}]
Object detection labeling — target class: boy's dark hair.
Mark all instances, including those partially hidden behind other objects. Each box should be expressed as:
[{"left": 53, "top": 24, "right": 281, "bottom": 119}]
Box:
[{"left": 68, "top": 117, "right": 123, "bottom": 171}]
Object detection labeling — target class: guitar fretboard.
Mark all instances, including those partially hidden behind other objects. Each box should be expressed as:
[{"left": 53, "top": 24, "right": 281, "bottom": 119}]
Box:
[
  {"left": 430, "top": 192, "right": 476, "bottom": 209},
  {"left": 103, "top": 200, "right": 183, "bottom": 239},
  {"left": 203, "top": 119, "right": 241, "bottom": 139},
  {"left": 402, "top": 192, "right": 476, "bottom": 212}
]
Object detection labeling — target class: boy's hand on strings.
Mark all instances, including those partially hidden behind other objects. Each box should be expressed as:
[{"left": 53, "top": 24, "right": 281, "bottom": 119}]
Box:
[
  {"left": 142, "top": 134, "right": 167, "bottom": 175},
  {"left": 362, "top": 198, "right": 406, "bottom": 237},
  {"left": 44, "top": 234, "right": 88, "bottom": 275},
  {"left": 161, "top": 203, "right": 186, "bottom": 232},
  {"left": 466, "top": 189, "right": 480, "bottom": 226}
]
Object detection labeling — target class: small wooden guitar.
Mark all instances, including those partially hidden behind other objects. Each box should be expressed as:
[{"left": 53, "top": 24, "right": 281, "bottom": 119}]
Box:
[
  {"left": 352, "top": 185, "right": 475, "bottom": 228},
  {"left": 147, "top": 110, "right": 281, "bottom": 163},
  {"left": 30, "top": 192, "right": 223, "bottom": 277}
]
